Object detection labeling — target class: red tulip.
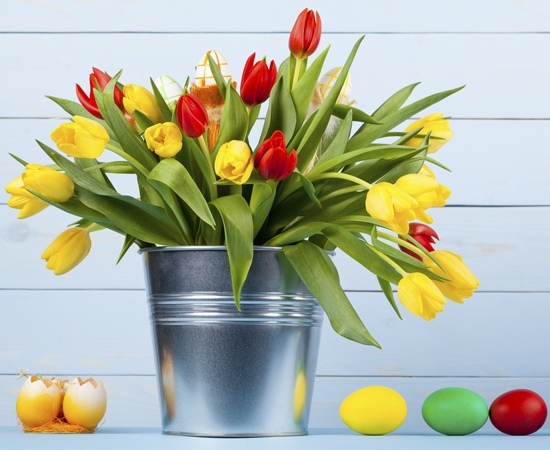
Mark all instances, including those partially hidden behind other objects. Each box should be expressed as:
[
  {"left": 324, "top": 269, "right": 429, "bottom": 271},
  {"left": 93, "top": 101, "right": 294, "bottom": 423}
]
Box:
[
  {"left": 76, "top": 67, "right": 124, "bottom": 118},
  {"left": 240, "top": 53, "right": 277, "bottom": 107},
  {"left": 400, "top": 222, "right": 439, "bottom": 260},
  {"left": 254, "top": 130, "right": 297, "bottom": 181},
  {"left": 176, "top": 93, "right": 209, "bottom": 138},
  {"left": 288, "top": 8, "right": 322, "bottom": 59}
]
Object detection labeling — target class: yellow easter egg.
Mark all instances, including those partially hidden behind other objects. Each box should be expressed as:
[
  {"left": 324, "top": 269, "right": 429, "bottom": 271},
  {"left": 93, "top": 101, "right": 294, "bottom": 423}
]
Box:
[{"left": 339, "top": 385, "right": 407, "bottom": 435}]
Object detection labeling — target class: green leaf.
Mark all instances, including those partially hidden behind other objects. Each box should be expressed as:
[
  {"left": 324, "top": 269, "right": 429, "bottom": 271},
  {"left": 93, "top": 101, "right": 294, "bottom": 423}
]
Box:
[
  {"left": 371, "top": 82, "right": 420, "bottom": 120},
  {"left": 290, "top": 46, "right": 329, "bottom": 130},
  {"left": 9, "top": 153, "right": 29, "bottom": 167},
  {"left": 377, "top": 276, "right": 402, "bottom": 319},
  {"left": 266, "top": 221, "right": 328, "bottom": 247},
  {"left": 283, "top": 241, "right": 380, "bottom": 347},
  {"left": 322, "top": 224, "right": 401, "bottom": 284},
  {"left": 96, "top": 75, "right": 157, "bottom": 171},
  {"left": 213, "top": 83, "right": 249, "bottom": 155},
  {"left": 133, "top": 109, "right": 155, "bottom": 131},
  {"left": 259, "top": 77, "right": 297, "bottom": 143},
  {"left": 296, "top": 172, "right": 322, "bottom": 208},
  {"left": 74, "top": 157, "right": 114, "bottom": 189},
  {"left": 208, "top": 53, "right": 228, "bottom": 99},
  {"left": 116, "top": 235, "right": 137, "bottom": 264},
  {"left": 249, "top": 182, "right": 276, "bottom": 238},
  {"left": 148, "top": 158, "right": 215, "bottom": 228},
  {"left": 333, "top": 104, "right": 382, "bottom": 124},
  {"left": 76, "top": 186, "right": 184, "bottom": 246},
  {"left": 347, "top": 85, "right": 464, "bottom": 151},
  {"left": 210, "top": 195, "right": 254, "bottom": 308},
  {"left": 290, "top": 36, "right": 365, "bottom": 172},
  {"left": 316, "top": 110, "right": 353, "bottom": 166},
  {"left": 150, "top": 77, "right": 173, "bottom": 122}
]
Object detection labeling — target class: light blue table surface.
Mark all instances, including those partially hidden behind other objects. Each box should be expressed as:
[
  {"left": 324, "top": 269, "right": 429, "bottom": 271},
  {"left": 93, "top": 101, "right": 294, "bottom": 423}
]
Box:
[{"left": 2, "top": 427, "right": 550, "bottom": 450}]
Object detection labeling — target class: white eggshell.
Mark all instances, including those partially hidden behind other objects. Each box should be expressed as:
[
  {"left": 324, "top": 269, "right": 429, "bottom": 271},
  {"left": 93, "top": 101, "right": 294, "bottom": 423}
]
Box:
[
  {"left": 63, "top": 377, "right": 107, "bottom": 429},
  {"left": 154, "top": 75, "right": 183, "bottom": 105},
  {"left": 194, "top": 50, "right": 231, "bottom": 87},
  {"left": 318, "top": 67, "right": 353, "bottom": 104},
  {"left": 16, "top": 376, "right": 62, "bottom": 427}
]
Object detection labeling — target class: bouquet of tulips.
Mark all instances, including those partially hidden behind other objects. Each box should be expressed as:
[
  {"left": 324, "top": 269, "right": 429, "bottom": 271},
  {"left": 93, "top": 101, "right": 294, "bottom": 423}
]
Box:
[{"left": 5, "top": 8, "right": 479, "bottom": 346}]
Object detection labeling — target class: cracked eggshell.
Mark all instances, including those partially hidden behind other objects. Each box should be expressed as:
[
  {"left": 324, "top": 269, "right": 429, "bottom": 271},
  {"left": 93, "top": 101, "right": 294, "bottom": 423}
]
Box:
[
  {"left": 194, "top": 50, "right": 231, "bottom": 87},
  {"left": 63, "top": 377, "right": 107, "bottom": 429},
  {"left": 16, "top": 375, "right": 61, "bottom": 427}
]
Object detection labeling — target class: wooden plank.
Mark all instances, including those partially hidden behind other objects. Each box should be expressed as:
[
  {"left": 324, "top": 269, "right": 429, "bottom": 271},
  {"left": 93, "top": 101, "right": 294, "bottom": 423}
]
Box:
[
  {"left": 1, "top": 34, "right": 548, "bottom": 118},
  {"left": 1, "top": 375, "right": 549, "bottom": 434},
  {"left": 0, "top": 291, "right": 547, "bottom": 377},
  {"left": 1, "top": 0, "right": 548, "bottom": 33},
  {"left": 0, "top": 205, "right": 548, "bottom": 291},
  {"left": 1, "top": 119, "right": 548, "bottom": 206}
]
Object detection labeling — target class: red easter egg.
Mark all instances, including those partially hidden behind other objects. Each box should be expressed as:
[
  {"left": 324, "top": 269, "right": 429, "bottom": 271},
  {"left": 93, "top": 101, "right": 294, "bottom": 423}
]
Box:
[{"left": 489, "top": 389, "right": 547, "bottom": 435}]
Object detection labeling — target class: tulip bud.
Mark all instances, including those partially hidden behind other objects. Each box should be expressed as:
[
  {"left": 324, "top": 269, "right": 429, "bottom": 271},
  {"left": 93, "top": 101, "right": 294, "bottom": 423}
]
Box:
[
  {"left": 397, "top": 272, "right": 447, "bottom": 321},
  {"left": 240, "top": 53, "right": 277, "bottom": 107},
  {"left": 144, "top": 122, "right": 183, "bottom": 158},
  {"left": 214, "top": 140, "right": 254, "bottom": 185},
  {"left": 176, "top": 93, "right": 209, "bottom": 139},
  {"left": 76, "top": 67, "right": 124, "bottom": 119},
  {"left": 123, "top": 84, "right": 163, "bottom": 124},
  {"left": 404, "top": 113, "right": 454, "bottom": 153},
  {"left": 400, "top": 222, "right": 439, "bottom": 260},
  {"left": 365, "top": 182, "right": 418, "bottom": 234},
  {"left": 289, "top": 8, "right": 322, "bottom": 59},
  {"left": 254, "top": 130, "right": 297, "bottom": 181},
  {"left": 42, "top": 227, "right": 92, "bottom": 275},
  {"left": 22, "top": 164, "right": 74, "bottom": 203},
  {"left": 16, "top": 375, "right": 61, "bottom": 428},
  {"left": 63, "top": 377, "right": 107, "bottom": 430}
]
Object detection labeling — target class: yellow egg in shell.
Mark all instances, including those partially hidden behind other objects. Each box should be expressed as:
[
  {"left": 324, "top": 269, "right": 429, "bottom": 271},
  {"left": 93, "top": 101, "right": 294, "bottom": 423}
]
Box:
[
  {"left": 317, "top": 67, "right": 354, "bottom": 105},
  {"left": 194, "top": 50, "right": 232, "bottom": 87},
  {"left": 63, "top": 377, "right": 107, "bottom": 430},
  {"left": 16, "top": 375, "right": 61, "bottom": 427}
]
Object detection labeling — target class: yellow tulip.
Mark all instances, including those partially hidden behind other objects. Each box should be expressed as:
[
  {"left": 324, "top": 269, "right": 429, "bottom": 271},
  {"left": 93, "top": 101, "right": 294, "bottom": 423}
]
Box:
[
  {"left": 404, "top": 112, "right": 454, "bottom": 153},
  {"left": 50, "top": 116, "right": 110, "bottom": 158},
  {"left": 143, "top": 122, "right": 183, "bottom": 158},
  {"left": 425, "top": 250, "right": 480, "bottom": 303},
  {"left": 42, "top": 227, "right": 92, "bottom": 275},
  {"left": 6, "top": 165, "right": 73, "bottom": 219},
  {"left": 395, "top": 173, "right": 451, "bottom": 223},
  {"left": 6, "top": 175, "right": 48, "bottom": 219},
  {"left": 214, "top": 140, "right": 254, "bottom": 185},
  {"left": 397, "top": 272, "right": 447, "bottom": 321},
  {"left": 123, "top": 84, "right": 163, "bottom": 124},
  {"left": 365, "top": 182, "right": 418, "bottom": 234}
]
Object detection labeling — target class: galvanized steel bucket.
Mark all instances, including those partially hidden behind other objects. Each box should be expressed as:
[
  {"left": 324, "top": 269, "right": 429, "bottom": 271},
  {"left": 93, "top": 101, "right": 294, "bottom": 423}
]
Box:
[{"left": 140, "top": 246, "right": 324, "bottom": 437}]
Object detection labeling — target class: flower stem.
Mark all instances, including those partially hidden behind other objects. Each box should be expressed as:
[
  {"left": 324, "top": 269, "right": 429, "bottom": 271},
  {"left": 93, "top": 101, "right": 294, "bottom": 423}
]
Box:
[
  {"left": 311, "top": 172, "right": 373, "bottom": 190},
  {"left": 291, "top": 58, "right": 303, "bottom": 90},
  {"left": 198, "top": 135, "right": 218, "bottom": 200},
  {"left": 370, "top": 244, "right": 407, "bottom": 277},
  {"left": 105, "top": 143, "right": 150, "bottom": 178}
]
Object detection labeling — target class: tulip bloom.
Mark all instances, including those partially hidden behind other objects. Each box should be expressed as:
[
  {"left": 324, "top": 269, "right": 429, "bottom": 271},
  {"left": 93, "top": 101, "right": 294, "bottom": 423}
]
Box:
[
  {"left": 123, "top": 84, "right": 163, "bottom": 124},
  {"left": 42, "top": 227, "right": 92, "bottom": 275},
  {"left": 425, "top": 250, "right": 480, "bottom": 303},
  {"left": 397, "top": 272, "right": 447, "bottom": 321},
  {"left": 289, "top": 8, "right": 322, "bottom": 59},
  {"left": 404, "top": 112, "right": 454, "bottom": 153},
  {"left": 176, "top": 93, "right": 209, "bottom": 139},
  {"left": 51, "top": 116, "right": 110, "bottom": 159},
  {"left": 6, "top": 165, "right": 74, "bottom": 219},
  {"left": 254, "top": 130, "right": 297, "bottom": 181},
  {"left": 400, "top": 222, "right": 439, "bottom": 260},
  {"left": 365, "top": 182, "right": 418, "bottom": 234},
  {"left": 76, "top": 67, "right": 125, "bottom": 119},
  {"left": 240, "top": 53, "right": 277, "bottom": 107},
  {"left": 395, "top": 173, "right": 451, "bottom": 224},
  {"left": 214, "top": 140, "right": 254, "bottom": 185},
  {"left": 144, "top": 122, "right": 183, "bottom": 158}
]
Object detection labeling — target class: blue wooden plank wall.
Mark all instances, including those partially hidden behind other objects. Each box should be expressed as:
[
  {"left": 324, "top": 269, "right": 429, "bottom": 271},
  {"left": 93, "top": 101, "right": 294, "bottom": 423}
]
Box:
[{"left": 1, "top": 0, "right": 549, "bottom": 437}]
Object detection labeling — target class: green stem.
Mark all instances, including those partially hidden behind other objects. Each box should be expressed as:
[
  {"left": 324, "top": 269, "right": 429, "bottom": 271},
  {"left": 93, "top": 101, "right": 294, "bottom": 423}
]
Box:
[
  {"left": 310, "top": 172, "right": 373, "bottom": 190},
  {"left": 291, "top": 57, "right": 303, "bottom": 90},
  {"left": 370, "top": 244, "right": 407, "bottom": 277},
  {"left": 106, "top": 143, "right": 150, "bottom": 178},
  {"left": 198, "top": 135, "right": 218, "bottom": 201}
]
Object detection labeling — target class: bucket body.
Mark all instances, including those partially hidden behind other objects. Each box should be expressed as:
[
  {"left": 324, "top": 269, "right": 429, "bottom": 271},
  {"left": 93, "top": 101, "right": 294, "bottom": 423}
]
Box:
[{"left": 141, "top": 246, "right": 324, "bottom": 437}]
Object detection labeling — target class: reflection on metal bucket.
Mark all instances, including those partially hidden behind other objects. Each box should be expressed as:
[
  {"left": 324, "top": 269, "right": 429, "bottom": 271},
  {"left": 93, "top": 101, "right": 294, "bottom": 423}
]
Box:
[{"left": 141, "top": 247, "right": 324, "bottom": 437}]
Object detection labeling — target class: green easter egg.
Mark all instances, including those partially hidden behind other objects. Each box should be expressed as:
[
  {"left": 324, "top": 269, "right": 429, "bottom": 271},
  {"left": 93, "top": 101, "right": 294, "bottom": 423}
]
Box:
[{"left": 422, "top": 387, "right": 488, "bottom": 435}]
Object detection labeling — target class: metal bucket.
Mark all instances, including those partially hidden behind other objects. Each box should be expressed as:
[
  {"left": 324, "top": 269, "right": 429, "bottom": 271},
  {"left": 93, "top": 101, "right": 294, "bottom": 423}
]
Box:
[{"left": 140, "top": 246, "right": 324, "bottom": 437}]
